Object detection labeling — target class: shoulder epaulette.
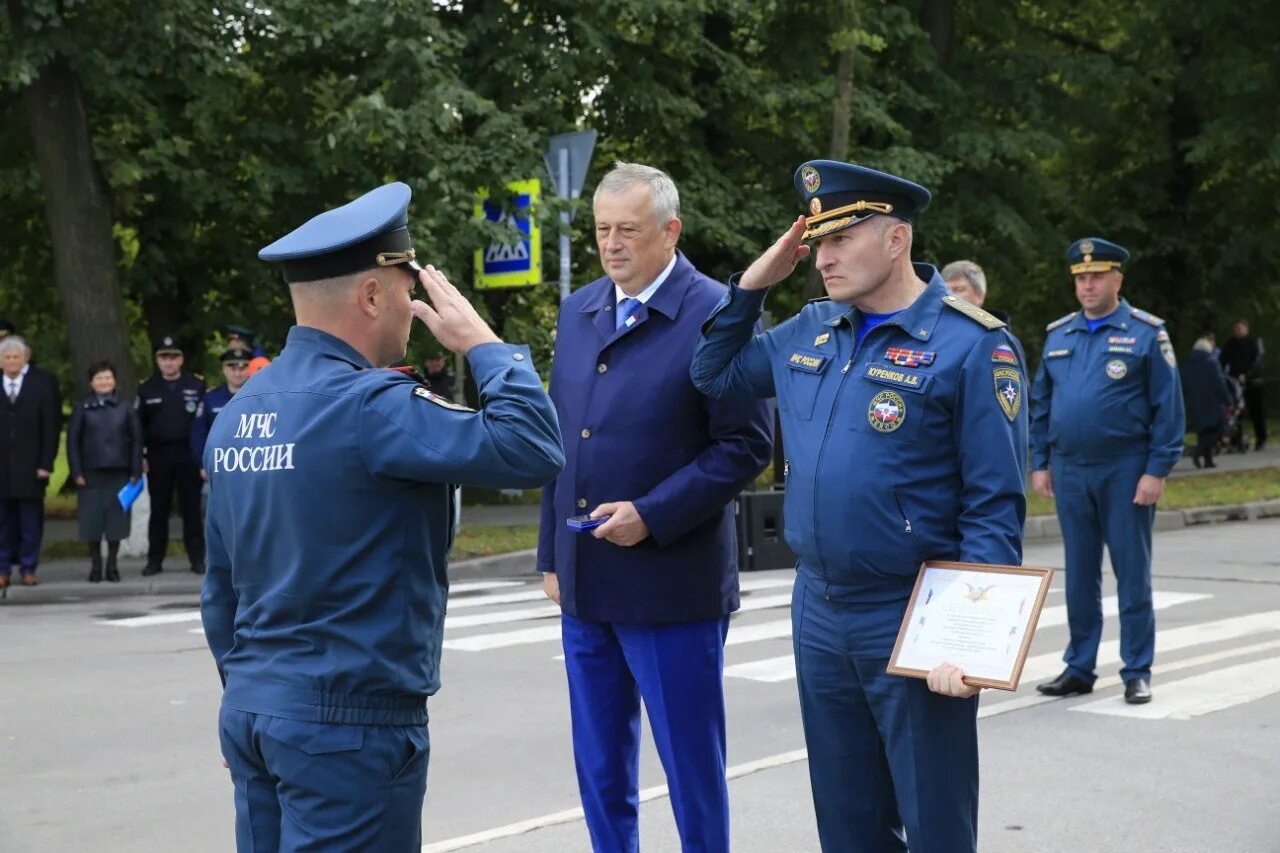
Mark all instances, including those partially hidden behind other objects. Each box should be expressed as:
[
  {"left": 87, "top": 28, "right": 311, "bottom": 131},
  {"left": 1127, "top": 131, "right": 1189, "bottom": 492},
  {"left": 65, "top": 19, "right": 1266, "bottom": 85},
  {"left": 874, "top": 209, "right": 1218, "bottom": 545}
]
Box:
[
  {"left": 1045, "top": 312, "right": 1077, "bottom": 332},
  {"left": 807, "top": 296, "right": 831, "bottom": 304},
  {"left": 1129, "top": 307, "right": 1164, "bottom": 327},
  {"left": 942, "top": 295, "right": 1006, "bottom": 330}
]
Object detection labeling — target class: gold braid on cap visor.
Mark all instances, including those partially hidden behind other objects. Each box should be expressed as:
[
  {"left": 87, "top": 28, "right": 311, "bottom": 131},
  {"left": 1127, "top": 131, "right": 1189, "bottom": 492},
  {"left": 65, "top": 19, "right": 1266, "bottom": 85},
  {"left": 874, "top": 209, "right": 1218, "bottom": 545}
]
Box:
[
  {"left": 802, "top": 201, "right": 894, "bottom": 241},
  {"left": 376, "top": 248, "right": 417, "bottom": 267},
  {"left": 1069, "top": 260, "right": 1122, "bottom": 274}
]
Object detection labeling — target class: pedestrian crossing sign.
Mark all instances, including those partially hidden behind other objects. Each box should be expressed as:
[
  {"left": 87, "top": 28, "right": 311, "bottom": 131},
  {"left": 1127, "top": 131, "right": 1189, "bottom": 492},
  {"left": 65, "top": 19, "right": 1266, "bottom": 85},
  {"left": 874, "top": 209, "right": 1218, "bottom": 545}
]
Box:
[{"left": 474, "top": 179, "right": 542, "bottom": 289}]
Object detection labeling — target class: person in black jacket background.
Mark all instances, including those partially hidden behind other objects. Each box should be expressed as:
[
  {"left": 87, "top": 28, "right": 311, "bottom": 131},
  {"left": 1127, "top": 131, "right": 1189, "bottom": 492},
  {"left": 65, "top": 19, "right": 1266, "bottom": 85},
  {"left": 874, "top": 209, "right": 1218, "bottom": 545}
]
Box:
[
  {"left": 68, "top": 361, "right": 143, "bottom": 582},
  {"left": 1182, "top": 336, "right": 1232, "bottom": 468},
  {"left": 1220, "top": 319, "right": 1267, "bottom": 450},
  {"left": 137, "top": 336, "right": 206, "bottom": 576},
  {"left": 0, "top": 335, "right": 61, "bottom": 588}
]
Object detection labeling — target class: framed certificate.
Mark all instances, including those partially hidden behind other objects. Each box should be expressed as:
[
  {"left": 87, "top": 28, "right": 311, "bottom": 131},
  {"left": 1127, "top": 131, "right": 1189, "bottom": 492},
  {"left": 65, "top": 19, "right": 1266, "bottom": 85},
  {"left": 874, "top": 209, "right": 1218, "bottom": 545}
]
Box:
[{"left": 886, "top": 561, "right": 1054, "bottom": 691}]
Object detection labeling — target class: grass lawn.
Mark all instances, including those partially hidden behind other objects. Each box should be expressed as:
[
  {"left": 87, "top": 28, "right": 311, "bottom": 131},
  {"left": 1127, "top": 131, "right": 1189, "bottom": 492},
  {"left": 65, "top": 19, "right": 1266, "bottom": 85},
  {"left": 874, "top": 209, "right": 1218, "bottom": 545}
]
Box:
[
  {"left": 450, "top": 524, "right": 539, "bottom": 561},
  {"left": 1026, "top": 467, "right": 1280, "bottom": 518}
]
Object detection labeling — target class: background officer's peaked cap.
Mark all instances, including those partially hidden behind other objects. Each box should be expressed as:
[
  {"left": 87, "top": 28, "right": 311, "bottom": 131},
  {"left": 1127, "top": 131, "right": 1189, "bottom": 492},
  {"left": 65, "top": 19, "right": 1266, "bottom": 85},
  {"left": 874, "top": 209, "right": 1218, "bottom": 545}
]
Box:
[
  {"left": 795, "top": 160, "right": 931, "bottom": 241},
  {"left": 153, "top": 336, "right": 183, "bottom": 356},
  {"left": 226, "top": 324, "right": 256, "bottom": 342},
  {"left": 259, "top": 182, "right": 423, "bottom": 284},
  {"left": 221, "top": 346, "right": 253, "bottom": 364},
  {"left": 1066, "top": 237, "right": 1129, "bottom": 274}
]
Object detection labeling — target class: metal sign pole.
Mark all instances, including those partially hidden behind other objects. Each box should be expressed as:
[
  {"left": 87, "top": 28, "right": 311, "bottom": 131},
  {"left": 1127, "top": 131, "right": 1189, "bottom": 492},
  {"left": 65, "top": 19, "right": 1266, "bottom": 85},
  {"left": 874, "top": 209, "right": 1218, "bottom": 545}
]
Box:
[{"left": 558, "top": 147, "right": 571, "bottom": 303}]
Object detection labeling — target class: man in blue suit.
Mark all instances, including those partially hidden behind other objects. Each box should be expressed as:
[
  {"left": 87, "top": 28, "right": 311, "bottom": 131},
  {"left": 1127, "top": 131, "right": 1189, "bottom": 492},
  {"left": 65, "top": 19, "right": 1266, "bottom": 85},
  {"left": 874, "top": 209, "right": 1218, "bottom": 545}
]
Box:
[{"left": 538, "top": 161, "right": 774, "bottom": 852}]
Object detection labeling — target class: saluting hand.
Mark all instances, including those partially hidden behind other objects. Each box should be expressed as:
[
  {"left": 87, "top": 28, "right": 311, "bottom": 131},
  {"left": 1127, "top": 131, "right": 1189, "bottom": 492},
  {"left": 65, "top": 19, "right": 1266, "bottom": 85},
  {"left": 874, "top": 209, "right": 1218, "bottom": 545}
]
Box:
[
  {"left": 411, "top": 265, "right": 501, "bottom": 355},
  {"left": 926, "top": 663, "right": 981, "bottom": 698},
  {"left": 738, "top": 216, "right": 812, "bottom": 292},
  {"left": 1133, "top": 474, "right": 1165, "bottom": 506},
  {"left": 590, "top": 501, "right": 650, "bottom": 547}
]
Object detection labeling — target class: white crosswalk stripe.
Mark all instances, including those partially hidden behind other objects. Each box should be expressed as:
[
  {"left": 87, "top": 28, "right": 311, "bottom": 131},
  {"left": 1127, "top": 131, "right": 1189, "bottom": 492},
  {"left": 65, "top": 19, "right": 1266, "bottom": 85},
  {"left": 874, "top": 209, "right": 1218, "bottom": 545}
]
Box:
[
  {"left": 1068, "top": 653, "right": 1280, "bottom": 720},
  {"left": 723, "top": 590, "right": 1212, "bottom": 683}
]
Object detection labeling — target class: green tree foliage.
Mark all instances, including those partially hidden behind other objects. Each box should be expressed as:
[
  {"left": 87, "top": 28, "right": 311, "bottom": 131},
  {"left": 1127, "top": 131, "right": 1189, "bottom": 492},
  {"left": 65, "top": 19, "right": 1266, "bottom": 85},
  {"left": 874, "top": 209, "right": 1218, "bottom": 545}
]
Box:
[{"left": 1, "top": 0, "right": 1276, "bottom": 394}]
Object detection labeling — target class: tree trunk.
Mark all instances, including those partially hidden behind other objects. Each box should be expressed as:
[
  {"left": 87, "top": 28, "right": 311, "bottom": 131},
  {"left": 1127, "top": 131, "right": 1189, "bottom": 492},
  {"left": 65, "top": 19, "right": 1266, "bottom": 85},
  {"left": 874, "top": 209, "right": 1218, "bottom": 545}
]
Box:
[
  {"left": 920, "top": 0, "right": 957, "bottom": 68},
  {"left": 18, "top": 51, "right": 136, "bottom": 397},
  {"left": 803, "top": 47, "right": 856, "bottom": 301}
]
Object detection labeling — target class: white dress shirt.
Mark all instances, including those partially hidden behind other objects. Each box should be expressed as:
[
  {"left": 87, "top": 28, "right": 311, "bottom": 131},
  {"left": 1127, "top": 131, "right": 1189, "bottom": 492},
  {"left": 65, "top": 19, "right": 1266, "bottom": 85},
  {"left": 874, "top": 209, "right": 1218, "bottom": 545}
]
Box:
[
  {"left": 4, "top": 364, "right": 28, "bottom": 401},
  {"left": 614, "top": 253, "right": 679, "bottom": 308}
]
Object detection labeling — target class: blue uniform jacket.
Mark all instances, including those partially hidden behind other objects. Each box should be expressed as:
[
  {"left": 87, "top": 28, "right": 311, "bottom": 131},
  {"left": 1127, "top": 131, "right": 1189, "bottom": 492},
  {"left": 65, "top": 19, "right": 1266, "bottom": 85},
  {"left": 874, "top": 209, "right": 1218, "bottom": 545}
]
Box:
[
  {"left": 201, "top": 327, "right": 564, "bottom": 725},
  {"left": 1029, "top": 299, "right": 1185, "bottom": 476},
  {"left": 190, "top": 384, "right": 234, "bottom": 464},
  {"left": 691, "top": 266, "right": 1027, "bottom": 605},
  {"left": 537, "top": 252, "right": 774, "bottom": 624}
]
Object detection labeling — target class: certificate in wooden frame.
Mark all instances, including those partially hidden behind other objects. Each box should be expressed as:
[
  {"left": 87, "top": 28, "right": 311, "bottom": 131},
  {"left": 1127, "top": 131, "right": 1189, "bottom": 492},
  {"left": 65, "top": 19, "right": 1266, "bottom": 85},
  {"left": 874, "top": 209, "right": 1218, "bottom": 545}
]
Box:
[{"left": 886, "top": 561, "right": 1054, "bottom": 691}]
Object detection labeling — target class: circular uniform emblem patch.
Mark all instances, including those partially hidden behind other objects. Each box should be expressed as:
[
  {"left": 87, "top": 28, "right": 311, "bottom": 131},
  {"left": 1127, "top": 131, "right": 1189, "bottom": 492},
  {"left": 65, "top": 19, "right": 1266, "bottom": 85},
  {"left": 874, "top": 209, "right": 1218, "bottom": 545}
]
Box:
[
  {"left": 1079, "top": 239, "right": 1095, "bottom": 255},
  {"left": 1105, "top": 358, "right": 1128, "bottom": 380},
  {"left": 868, "top": 390, "right": 906, "bottom": 433},
  {"left": 809, "top": 197, "right": 823, "bottom": 216},
  {"left": 185, "top": 401, "right": 197, "bottom": 413},
  {"left": 801, "top": 165, "right": 821, "bottom": 194}
]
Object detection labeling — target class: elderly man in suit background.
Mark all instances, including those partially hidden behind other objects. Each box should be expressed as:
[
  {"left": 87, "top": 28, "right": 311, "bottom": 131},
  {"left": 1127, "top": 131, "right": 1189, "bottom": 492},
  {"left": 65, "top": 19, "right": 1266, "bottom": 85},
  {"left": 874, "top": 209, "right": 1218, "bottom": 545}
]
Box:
[
  {"left": 538, "top": 161, "right": 774, "bottom": 852},
  {"left": 1, "top": 335, "right": 62, "bottom": 587}
]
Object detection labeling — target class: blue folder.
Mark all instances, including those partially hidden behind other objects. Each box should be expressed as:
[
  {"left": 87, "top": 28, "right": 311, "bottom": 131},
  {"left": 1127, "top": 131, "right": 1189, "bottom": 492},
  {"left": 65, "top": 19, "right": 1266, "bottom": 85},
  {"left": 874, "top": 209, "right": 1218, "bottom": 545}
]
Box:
[{"left": 117, "top": 476, "right": 145, "bottom": 511}]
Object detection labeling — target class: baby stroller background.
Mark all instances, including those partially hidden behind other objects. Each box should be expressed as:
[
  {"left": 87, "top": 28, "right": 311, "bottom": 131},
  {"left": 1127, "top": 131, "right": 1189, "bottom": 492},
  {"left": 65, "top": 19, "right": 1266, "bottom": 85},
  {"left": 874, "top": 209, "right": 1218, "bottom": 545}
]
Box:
[{"left": 1221, "top": 374, "right": 1250, "bottom": 454}]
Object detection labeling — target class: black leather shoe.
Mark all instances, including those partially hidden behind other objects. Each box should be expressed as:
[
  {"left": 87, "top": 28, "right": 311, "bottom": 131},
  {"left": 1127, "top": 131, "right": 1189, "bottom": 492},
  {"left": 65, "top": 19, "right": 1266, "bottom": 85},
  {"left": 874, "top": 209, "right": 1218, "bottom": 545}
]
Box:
[
  {"left": 88, "top": 564, "right": 102, "bottom": 583},
  {"left": 141, "top": 562, "right": 163, "bottom": 577},
  {"left": 1036, "top": 671, "right": 1094, "bottom": 696},
  {"left": 1124, "top": 678, "right": 1152, "bottom": 704},
  {"left": 105, "top": 564, "right": 120, "bottom": 583}
]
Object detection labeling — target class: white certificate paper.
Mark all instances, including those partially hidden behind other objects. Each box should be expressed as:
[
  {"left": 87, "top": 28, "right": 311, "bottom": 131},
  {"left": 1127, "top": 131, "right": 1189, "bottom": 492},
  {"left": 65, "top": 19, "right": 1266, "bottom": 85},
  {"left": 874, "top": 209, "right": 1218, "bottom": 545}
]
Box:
[{"left": 887, "top": 561, "right": 1054, "bottom": 691}]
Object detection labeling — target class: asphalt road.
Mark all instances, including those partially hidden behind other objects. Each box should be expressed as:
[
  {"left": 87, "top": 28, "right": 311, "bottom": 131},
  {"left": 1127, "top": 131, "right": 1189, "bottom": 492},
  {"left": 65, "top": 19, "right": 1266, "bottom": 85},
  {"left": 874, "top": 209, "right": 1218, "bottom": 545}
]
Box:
[{"left": 3, "top": 519, "right": 1279, "bottom": 852}]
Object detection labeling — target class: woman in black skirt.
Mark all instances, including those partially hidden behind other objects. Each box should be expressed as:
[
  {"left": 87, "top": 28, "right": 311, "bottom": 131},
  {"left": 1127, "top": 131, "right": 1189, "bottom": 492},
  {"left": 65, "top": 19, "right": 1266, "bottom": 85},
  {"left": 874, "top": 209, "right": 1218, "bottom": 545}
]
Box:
[{"left": 67, "top": 361, "right": 143, "bottom": 582}]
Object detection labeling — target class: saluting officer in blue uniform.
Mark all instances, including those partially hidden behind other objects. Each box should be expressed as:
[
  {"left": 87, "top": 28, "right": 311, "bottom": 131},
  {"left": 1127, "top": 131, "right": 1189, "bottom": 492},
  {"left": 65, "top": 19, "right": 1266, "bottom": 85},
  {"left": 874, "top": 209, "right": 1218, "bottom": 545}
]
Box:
[
  {"left": 691, "top": 161, "right": 1028, "bottom": 852},
  {"left": 190, "top": 346, "right": 252, "bottom": 473},
  {"left": 137, "top": 336, "right": 207, "bottom": 575},
  {"left": 200, "top": 183, "right": 565, "bottom": 853},
  {"left": 1030, "top": 238, "right": 1185, "bottom": 705}
]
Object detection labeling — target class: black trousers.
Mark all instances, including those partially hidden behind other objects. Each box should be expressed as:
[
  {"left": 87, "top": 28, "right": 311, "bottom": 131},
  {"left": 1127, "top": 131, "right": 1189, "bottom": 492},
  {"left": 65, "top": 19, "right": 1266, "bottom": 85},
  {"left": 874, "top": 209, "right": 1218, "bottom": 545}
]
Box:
[
  {"left": 1244, "top": 385, "right": 1268, "bottom": 446},
  {"left": 147, "top": 445, "right": 204, "bottom": 564},
  {"left": 1195, "top": 427, "right": 1221, "bottom": 464}
]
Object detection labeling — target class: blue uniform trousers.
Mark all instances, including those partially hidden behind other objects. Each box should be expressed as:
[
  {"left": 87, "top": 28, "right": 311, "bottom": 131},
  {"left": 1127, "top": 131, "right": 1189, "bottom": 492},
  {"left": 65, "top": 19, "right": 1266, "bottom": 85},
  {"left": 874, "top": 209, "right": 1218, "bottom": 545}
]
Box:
[
  {"left": 561, "top": 612, "right": 731, "bottom": 853},
  {"left": 218, "top": 707, "right": 429, "bottom": 852},
  {"left": 0, "top": 498, "right": 43, "bottom": 576},
  {"left": 793, "top": 576, "right": 979, "bottom": 853},
  {"left": 1051, "top": 453, "right": 1155, "bottom": 682}
]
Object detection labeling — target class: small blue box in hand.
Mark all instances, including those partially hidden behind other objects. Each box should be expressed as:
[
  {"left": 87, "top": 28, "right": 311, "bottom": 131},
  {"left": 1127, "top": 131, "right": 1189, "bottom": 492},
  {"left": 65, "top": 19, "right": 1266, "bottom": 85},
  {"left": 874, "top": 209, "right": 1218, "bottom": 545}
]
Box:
[
  {"left": 117, "top": 476, "right": 145, "bottom": 511},
  {"left": 566, "top": 514, "right": 609, "bottom": 533}
]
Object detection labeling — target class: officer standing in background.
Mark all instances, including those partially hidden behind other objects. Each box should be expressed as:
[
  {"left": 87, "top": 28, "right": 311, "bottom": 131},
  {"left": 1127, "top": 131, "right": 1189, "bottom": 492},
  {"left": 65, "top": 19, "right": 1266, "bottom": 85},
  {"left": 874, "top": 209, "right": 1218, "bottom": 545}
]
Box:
[
  {"left": 942, "top": 259, "right": 1013, "bottom": 331},
  {"left": 1030, "top": 238, "right": 1185, "bottom": 705},
  {"left": 137, "top": 336, "right": 206, "bottom": 576},
  {"left": 201, "top": 183, "right": 564, "bottom": 852},
  {"left": 692, "top": 160, "right": 1028, "bottom": 851},
  {"left": 191, "top": 346, "right": 252, "bottom": 474},
  {"left": 226, "top": 324, "right": 272, "bottom": 376}
]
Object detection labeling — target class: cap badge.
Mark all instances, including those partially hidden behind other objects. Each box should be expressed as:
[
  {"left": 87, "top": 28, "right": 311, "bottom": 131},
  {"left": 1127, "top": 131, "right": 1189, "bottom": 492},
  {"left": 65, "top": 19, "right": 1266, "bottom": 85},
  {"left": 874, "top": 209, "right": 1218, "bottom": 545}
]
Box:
[{"left": 801, "top": 165, "right": 821, "bottom": 194}]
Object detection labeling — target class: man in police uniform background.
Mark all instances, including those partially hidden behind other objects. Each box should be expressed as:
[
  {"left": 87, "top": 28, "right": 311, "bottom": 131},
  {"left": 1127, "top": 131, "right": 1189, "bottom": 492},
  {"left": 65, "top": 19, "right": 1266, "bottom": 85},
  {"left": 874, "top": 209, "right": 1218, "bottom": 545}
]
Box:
[
  {"left": 137, "top": 336, "right": 206, "bottom": 576},
  {"left": 692, "top": 160, "right": 1028, "bottom": 851},
  {"left": 1030, "top": 238, "right": 1185, "bottom": 705},
  {"left": 200, "top": 182, "right": 564, "bottom": 852},
  {"left": 190, "top": 346, "right": 252, "bottom": 477}
]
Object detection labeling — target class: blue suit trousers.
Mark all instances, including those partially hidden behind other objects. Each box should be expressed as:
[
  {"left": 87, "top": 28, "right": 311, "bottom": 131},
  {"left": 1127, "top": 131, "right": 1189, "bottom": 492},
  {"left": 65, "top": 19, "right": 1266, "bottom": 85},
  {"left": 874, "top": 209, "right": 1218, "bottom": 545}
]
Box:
[
  {"left": 793, "top": 577, "right": 979, "bottom": 853},
  {"left": 1051, "top": 453, "right": 1156, "bottom": 682},
  {"left": 561, "top": 612, "right": 731, "bottom": 853},
  {"left": 218, "top": 707, "right": 429, "bottom": 852}
]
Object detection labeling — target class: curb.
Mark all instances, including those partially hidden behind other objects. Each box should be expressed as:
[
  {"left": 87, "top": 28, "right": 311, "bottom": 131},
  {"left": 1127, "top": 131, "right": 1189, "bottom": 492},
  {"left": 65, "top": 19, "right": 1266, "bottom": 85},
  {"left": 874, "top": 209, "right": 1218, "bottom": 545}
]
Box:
[
  {"left": 1023, "top": 498, "right": 1280, "bottom": 542},
  {"left": 1, "top": 550, "right": 540, "bottom": 605}
]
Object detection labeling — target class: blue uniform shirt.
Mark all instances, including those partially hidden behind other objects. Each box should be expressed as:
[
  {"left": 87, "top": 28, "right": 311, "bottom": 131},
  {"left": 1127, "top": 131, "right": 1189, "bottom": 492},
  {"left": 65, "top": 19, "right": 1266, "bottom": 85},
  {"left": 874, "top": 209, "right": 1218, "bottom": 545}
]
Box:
[
  {"left": 190, "top": 384, "right": 234, "bottom": 463},
  {"left": 1029, "top": 299, "right": 1185, "bottom": 476},
  {"left": 691, "top": 266, "right": 1028, "bottom": 617},
  {"left": 200, "top": 326, "right": 564, "bottom": 725}
]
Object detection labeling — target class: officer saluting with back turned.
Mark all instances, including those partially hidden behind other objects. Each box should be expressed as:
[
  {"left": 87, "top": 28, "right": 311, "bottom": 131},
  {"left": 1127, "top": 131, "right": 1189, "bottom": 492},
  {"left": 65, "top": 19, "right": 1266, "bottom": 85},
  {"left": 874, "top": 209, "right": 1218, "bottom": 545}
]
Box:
[
  {"left": 200, "top": 183, "right": 564, "bottom": 852},
  {"left": 691, "top": 160, "right": 1028, "bottom": 851},
  {"left": 1030, "top": 238, "right": 1185, "bottom": 705}
]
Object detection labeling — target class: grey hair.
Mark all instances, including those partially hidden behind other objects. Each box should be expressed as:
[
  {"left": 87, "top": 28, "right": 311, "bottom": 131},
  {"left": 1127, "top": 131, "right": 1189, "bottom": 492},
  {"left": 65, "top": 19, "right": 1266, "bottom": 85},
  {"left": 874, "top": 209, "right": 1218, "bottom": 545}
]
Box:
[
  {"left": 1192, "top": 337, "right": 1214, "bottom": 353},
  {"left": 0, "top": 335, "right": 28, "bottom": 358},
  {"left": 941, "top": 260, "right": 987, "bottom": 296},
  {"left": 594, "top": 161, "right": 680, "bottom": 223}
]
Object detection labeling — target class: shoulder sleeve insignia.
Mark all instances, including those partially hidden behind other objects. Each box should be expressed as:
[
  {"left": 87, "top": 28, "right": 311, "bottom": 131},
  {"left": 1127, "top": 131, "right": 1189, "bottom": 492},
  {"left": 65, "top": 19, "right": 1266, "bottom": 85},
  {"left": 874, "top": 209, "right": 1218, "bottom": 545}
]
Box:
[
  {"left": 942, "top": 295, "right": 1006, "bottom": 330},
  {"left": 412, "top": 385, "right": 474, "bottom": 412},
  {"left": 1129, "top": 307, "right": 1164, "bottom": 327},
  {"left": 1045, "top": 312, "right": 1077, "bottom": 332}
]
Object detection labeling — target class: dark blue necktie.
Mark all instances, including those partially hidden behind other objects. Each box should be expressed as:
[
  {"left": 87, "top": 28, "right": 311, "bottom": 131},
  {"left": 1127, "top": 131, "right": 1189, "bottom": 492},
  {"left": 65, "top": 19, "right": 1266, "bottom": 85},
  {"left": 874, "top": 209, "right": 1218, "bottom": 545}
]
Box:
[{"left": 616, "top": 297, "right": 641, "bottom": 330}]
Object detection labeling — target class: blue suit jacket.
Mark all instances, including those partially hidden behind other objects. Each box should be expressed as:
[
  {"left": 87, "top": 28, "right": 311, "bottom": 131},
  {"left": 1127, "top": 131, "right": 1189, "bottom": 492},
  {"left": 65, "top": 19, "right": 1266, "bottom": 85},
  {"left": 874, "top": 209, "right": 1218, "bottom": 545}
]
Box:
[{"left": 537, "top": 252, "right": 774, "bottom": 624}]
